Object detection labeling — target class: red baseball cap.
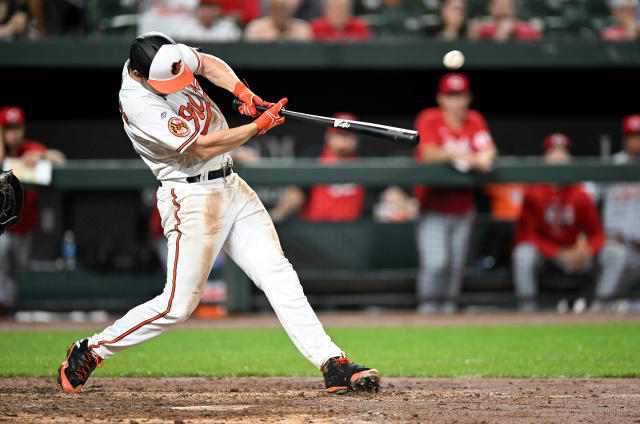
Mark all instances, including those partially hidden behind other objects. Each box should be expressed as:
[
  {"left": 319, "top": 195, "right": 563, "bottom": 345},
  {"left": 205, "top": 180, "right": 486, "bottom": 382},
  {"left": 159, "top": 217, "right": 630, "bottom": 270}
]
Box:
[
  {"left": 438, "top": 73, "right": 471, "bottom": 94},
  {"left": 543, "top": 133, "right": 571, "bottom": 152},
  {"left": 328, "top": 112, "right": 358, "bottom": 134},
  {"left": 622, "top": 114, "right": 640, "bottom": 135},
  {"left": 0, "top": 106, "right": 25, "bottom": 127}
]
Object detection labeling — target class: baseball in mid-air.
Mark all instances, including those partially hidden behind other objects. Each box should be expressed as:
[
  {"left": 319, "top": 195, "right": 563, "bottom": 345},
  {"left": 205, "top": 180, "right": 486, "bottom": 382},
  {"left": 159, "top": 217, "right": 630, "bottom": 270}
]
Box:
[{"left": 443, "top": 50, "right": 465, "bottom": 70}]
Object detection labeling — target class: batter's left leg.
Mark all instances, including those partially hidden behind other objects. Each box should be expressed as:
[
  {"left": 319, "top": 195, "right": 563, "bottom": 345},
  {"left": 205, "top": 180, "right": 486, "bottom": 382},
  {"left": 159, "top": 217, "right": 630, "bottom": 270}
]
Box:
[{"left": 223, "top": 179, "right": 342, "bottom": 370}]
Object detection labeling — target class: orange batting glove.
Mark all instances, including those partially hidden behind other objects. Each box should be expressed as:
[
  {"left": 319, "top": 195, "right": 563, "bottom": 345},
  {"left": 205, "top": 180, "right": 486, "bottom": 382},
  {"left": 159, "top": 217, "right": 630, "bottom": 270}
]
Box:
[
  {"left": 233, "top": 81, "right": 272, "bottom": 118},
  {"left": 253, "top": 98, "right": 287, "bottom": 135}
]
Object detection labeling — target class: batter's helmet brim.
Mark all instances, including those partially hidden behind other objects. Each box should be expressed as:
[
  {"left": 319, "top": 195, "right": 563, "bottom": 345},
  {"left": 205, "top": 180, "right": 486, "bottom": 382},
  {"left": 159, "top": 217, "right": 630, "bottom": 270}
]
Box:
[{"left": 148, "top": 64, "right": 194, "bottom": 94}]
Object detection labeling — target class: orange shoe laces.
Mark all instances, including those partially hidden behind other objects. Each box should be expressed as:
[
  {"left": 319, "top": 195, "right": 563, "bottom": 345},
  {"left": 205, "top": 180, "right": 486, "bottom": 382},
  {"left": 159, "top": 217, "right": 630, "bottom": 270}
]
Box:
[
  {"left": 333, "top": 354, "right": 353, "bottom": 367},
  {"left": 73, "top": 350, "right": 104, "bottom": 380}
]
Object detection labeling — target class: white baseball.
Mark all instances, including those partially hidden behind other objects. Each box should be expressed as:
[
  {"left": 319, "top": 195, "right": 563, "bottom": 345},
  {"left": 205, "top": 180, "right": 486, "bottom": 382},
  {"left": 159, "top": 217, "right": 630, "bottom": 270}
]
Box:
[{"left": 443, "top": 50, "right": 465, "bottom": 70}]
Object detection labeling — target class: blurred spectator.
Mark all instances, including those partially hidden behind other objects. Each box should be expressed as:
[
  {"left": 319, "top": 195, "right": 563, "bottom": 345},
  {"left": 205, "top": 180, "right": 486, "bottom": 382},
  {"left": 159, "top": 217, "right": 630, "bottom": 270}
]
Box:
[
  {"left": 594, "top": 114, "right": 640, "bottom": 311},
  {"left": 426, "top": 0, "right": 468, "bottom": 40},
  {"left": 266, "top": 113, "right": 366, "bottom": 222},
  {"left": 373, "top": 0, "right": 426, "bottom": 38},
  {"left": 219, "top": 0, "right": 260, "bottom": 25},
  {"left": 138, "top": 0, "right": 196, "bottom": 36},
  {"left": 230, "top": 140, "right": 299, "bottom": 224},
  {"left": 0, "top": 0, "right": 28, "bottom": 40},
  {"left": 469, "top": 0, "right": 541, "bottom": 41},
  {"left": 172, "top": 0, "right": 241, "bottom": 42},
  {"left": 311, "top": 0, "right": 371, "bottom": 41},
  {"left": 413, "top": 73, "right": 496, "bottom": 314},
  {"left": 25, "top": 0, "right": 87, "bottom": 36},
  {"left": 601, "top": 0, "right": 640, "bottom": 41},
  {"left": 373, "top": 186, "right": 419, "bottom": 223},
  {"left": 512, "top": 134, "right": 607, "bottom": 312},
  {"left": 245, "top": 0, "right": 311, "bottom": 41},
  {"left": 0, "top": 106, "right": 65, "bottom": 315}
]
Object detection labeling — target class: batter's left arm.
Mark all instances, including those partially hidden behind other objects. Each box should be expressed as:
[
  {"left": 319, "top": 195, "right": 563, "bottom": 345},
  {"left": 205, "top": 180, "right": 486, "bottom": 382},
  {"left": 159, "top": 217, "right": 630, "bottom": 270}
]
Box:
[
  {"left": 195, "top": 53, "right": 240, "bottom": 93},
  {"left": 195, "top": 52, "right": 273, "bottom": 118}
]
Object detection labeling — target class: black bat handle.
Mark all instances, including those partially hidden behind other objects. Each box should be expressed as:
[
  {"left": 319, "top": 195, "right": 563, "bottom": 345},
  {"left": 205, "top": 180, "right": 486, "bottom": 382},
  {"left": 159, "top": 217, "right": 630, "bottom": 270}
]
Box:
[{"left": 232, "top": 98, "right": 268, "bottom": 113}]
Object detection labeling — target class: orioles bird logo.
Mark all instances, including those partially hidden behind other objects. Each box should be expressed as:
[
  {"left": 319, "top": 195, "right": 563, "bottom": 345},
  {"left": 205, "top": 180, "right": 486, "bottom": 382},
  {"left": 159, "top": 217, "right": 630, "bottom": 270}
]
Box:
[{"left": 171, "top": 60, "right": 182, "bottom": 75}]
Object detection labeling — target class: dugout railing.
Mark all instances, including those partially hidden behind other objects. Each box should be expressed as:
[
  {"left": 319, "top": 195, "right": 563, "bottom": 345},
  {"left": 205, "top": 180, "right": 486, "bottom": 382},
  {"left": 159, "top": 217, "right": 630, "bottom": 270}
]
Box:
[{"left": 16, "top": 157, "right": 640, "bottom": 312}]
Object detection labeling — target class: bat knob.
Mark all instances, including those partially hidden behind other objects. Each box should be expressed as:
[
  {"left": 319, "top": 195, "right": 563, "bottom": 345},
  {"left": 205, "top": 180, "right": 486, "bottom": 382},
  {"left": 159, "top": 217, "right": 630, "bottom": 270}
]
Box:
[{"left": 232, "top": 98, "right": 244, "bottom": 111}]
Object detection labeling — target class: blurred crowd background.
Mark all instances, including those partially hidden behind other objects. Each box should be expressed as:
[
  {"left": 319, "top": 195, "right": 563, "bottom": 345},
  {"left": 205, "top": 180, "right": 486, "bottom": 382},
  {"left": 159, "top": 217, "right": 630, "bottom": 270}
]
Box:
[
  {"left": 1, "top": 0, "right": 640, "bottom": 320},
  {"left": 1, "top": 0, "right": 640, "bottom": 41}
]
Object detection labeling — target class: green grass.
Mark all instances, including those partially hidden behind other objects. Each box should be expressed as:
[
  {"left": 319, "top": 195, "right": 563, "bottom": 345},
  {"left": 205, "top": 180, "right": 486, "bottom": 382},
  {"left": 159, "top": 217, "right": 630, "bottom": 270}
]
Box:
[{"left": 1, "top": 323, "right": 639, "bottom": 378}]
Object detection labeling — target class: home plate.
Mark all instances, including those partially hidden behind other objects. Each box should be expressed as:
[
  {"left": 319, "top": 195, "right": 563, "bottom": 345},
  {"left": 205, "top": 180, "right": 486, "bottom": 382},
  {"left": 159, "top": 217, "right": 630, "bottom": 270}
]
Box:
[{"left": 170, "top": 405, "right": 251, "bottom": 411}]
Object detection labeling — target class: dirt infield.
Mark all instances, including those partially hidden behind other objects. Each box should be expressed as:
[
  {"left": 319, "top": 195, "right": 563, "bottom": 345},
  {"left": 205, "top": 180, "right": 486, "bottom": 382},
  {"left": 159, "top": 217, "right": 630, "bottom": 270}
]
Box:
[
  {"left": 1, "top": 377, "right": 639, "bottom": 423},
  {"left": 2, "top": 312, "right": 639, "bottom": 423}
]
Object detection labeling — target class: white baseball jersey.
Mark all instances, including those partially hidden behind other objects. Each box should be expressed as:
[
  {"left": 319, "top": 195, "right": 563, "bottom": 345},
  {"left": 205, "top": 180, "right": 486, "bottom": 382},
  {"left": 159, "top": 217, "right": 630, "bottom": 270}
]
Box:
[
  {"left": 118, "top": 44, "right": 229, "bottom": 181},
  {"left": 601, "top": 152, "right": 640, "bottom": 242},
  {"left": 87, "top": 43, "right": 345, "bottom": 372}
]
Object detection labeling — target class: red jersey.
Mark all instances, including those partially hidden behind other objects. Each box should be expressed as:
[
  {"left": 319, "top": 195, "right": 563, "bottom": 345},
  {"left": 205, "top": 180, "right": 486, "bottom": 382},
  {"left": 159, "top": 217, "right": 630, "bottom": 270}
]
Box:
[
  {"left": 478, "top": 20, "right": 542, "bottom": 40},
  {"left": 311, "top": 16, "right": 371, "bottom": 40},
  {"left": 6, "top": 140, "right": 47, "bottom": 234},
  {"left": 300, "top": 147, "right": 365, "bottom": 222},
  {"left": 514, "top": 184, "right": 605, "bottom": 259},
  {"left": 413, "top": 107, "right": 494, "bottom": 215}
]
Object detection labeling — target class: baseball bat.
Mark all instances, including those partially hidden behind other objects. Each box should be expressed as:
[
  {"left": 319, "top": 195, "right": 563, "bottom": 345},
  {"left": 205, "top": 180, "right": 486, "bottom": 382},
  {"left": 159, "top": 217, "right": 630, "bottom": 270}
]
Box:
[{"left": 232, "top": 98, "right": 418, "bottom": 147}]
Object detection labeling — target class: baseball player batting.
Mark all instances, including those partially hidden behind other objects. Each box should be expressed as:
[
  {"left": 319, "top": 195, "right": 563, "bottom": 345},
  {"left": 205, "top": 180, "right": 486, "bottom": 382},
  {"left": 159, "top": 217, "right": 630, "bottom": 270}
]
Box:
[{"left": 56, "top": 31, "right": 380, "bottom": 395}]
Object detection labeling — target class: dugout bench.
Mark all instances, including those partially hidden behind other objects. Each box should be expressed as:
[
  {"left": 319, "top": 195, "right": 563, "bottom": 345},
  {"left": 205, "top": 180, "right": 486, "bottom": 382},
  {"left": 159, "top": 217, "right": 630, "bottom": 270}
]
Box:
[{"left": 17, "top": 158, "right": 640, "bottom": 312}]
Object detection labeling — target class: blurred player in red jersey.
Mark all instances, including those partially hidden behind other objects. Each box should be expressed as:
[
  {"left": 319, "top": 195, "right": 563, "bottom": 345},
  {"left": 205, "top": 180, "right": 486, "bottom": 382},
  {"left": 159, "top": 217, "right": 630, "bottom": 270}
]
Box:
[
  {"left": 0, "top": 106, "right": 64, "bottom": 314},
  {"left": 470, "top": 0, "right": 541, "bottom": 41},
  {"left": 414, "top": 73, "right": 496, "bottom": 314},
  {"left": 512, "top": 134, "right": 605, "bottom": 312},
  {"left": 311, "top": 0, "right": 371, "bottom": 41},
  {"left": 267, "top": 113, "right": 366, "bottom": 223},
  {"left": 593, "top": 114, "right": 640, "bottom": 311}
]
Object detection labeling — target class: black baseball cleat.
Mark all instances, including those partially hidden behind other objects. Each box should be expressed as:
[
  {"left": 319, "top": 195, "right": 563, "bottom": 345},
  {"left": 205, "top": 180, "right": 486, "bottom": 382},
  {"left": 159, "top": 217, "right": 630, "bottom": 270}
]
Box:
[
  {"left": 322, "top": 355, "right": 380, "bottom": 395},
  {"left": 57, "top": 338, "right": 103, "bottom": 393}
]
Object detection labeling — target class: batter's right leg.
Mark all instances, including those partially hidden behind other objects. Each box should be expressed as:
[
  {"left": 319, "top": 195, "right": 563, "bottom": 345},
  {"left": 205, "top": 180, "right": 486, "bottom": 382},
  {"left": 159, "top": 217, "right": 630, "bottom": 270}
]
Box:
[
  {"left": 416, "top": 211, "right": 449, "bottom": 313},
  {"left": 512, "top": 242, "right": 543, "bottom": 311}
]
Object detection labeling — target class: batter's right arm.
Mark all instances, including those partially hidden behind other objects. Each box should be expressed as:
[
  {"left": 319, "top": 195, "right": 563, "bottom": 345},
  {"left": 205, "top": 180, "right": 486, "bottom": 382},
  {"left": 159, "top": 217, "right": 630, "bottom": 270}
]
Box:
[{"left": 187, "top": 99, "right": 287, "bottom": 160}]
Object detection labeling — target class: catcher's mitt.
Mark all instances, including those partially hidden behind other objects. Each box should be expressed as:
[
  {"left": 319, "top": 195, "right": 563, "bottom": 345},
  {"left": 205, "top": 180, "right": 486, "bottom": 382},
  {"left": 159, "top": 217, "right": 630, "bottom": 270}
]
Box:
[{"left": 0, "top": 170, "right": 23, "bottom": 234}]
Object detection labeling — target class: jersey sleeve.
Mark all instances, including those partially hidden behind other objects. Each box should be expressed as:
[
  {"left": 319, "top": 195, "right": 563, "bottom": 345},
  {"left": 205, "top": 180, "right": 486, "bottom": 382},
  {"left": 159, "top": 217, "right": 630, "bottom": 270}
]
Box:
[
  {"left": 576, "top": 191, "right": 606, "bottom": 255},
  {"left": 131, "top": 102, "right": 200, "bottom": 153},
  {"left": 177, "top": 44, "right": 202, "bottom": 74},
  {"left": 470, "top": 112, "right": 495, "bottom": 151},
  {"left": 414, "top": 110, "right": 441, "bottom": 147}
]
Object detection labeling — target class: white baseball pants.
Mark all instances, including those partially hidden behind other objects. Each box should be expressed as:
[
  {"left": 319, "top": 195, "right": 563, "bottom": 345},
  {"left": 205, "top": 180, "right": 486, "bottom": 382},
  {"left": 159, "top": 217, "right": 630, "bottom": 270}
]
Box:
[{"left": 88, "top": 173, "right": 342, "bottom": 369}]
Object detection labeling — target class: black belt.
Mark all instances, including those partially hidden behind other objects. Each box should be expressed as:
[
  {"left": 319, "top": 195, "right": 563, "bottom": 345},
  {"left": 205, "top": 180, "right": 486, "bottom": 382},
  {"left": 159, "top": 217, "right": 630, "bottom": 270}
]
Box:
[{"left": 186, "top": 166, "right": 233, "bottom": 183}]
